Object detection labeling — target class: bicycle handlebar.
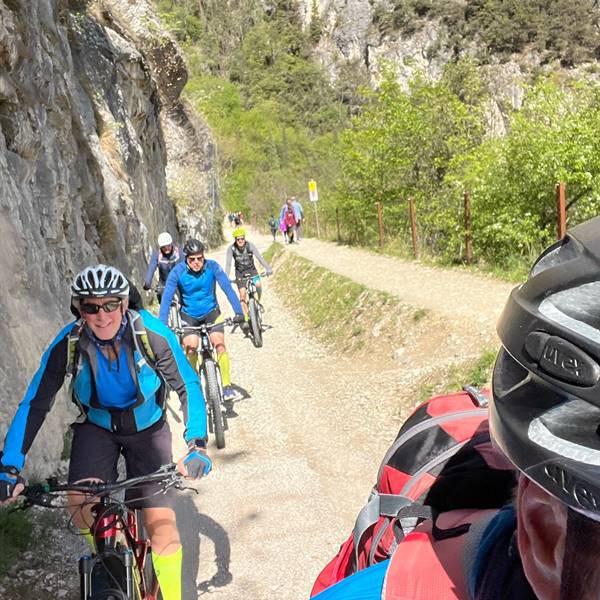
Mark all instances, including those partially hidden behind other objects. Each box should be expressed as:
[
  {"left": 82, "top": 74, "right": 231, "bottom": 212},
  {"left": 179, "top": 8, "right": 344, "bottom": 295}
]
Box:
[
  {"left": 21, "top": 464, "right": 180, "bottom": 508},
  {"left": 174, "top": 317, "right": 235, "bottom": 335},
  {"left": 230, "top": 272, "right": 268, "bottom": 284}
]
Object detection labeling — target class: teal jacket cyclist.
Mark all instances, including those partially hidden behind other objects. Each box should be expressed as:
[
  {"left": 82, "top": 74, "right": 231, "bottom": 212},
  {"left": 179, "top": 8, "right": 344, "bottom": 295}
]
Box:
[{"left": 0, "top": 265, "right": 211, "bottom": 600}]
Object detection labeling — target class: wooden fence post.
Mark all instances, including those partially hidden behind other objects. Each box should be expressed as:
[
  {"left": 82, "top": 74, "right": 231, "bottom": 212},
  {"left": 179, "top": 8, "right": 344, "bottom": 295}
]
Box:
[
  {"left": 335, "top": 207, "right": 341, "bottom": 242},
  {"left": 464, "top": 191, "right": 473, "bottom": 265},
  {"left": 556, "top": 182, "right": 567, "bottom": 239},
  {"left": 408, "top": 197, "right": 418, "bottom": 259},
  {"left": 376, "top": 201, "right": 384, "bottom": 250}
]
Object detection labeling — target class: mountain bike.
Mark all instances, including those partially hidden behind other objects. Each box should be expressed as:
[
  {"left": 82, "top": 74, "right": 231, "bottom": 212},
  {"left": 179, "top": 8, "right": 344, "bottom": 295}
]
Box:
[
  {"left": 233, "top": 273, "right": 267, "bottom": 348},
  {"left": 19, "top": 464, "right": 187, "bottom": 600},
  {"left": 175, "top": 320, "right": 232, "bottom": 450},
  {"left": 244, "top": 273, "right": 265, "bottom": 348}
]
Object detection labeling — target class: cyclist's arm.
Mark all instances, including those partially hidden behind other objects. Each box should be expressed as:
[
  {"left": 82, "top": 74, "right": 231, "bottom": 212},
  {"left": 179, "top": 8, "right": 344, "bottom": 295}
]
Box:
[
  {"left": 143, "top": 314, "right": 207, "bottom": 442},
  {"left": 144, "top": 250, "right": 159, "bottom": 288},
  {"left": 159, "top": 266, "right": 180, "bottom": 323},
  {"left": 1, "top": 324, "right": 73, "bottom": 471},
  {"left": 224, "top": 246, "right": 233, "bottom": 276},
  {"left": 210, "top": 261, "right": 243, "bottom": 314},
  {"left": 247, "top": 241, "right": 271, "bottom": 272}
]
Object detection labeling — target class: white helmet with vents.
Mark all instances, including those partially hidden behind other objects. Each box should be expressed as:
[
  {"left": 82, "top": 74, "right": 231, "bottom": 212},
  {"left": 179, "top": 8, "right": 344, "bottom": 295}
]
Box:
[
  {"left": 71, "top": 265, "right": 130, "bottom": 299},
  {"left": 157, "top": 232, "right": 173, "bottom": 247}
]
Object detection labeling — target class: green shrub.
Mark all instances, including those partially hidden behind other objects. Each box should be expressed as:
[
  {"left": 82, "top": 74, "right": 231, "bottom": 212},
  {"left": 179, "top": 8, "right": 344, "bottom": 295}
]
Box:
[{"left": 0, "top": 508, "right": 33, "bottom": 576}]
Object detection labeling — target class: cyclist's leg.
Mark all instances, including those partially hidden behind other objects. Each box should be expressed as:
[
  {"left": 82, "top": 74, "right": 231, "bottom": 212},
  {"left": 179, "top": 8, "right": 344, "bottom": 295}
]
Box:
[
  {"left": 145, "top": 508, "right": 182, "bottom": 600},
  {"left": 122, "top": 421, "right": 182, "bottom": 600},
  {"left": 210, "top": 329, "right": 231, "bottom": 387},
  {"left": 67, "top": 423, "right": 120, "bottom": 545},
  {"left": 182, "top": 333, "right": 199, "bottom": 371},
  {"left": 255, "top": 278, "right": 263, "bottom": 300},
  {"left": 237, "top": 284, "right": 248, "bottom": 315}
]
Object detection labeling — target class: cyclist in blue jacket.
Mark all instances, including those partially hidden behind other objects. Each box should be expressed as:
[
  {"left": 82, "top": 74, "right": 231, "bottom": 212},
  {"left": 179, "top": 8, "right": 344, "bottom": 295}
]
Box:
[
  {"left": 159, "top": 239, "right": 245, "bottom": 403},
  {"left": 0, "top": 264, "right": 209, "bottom": 600}
]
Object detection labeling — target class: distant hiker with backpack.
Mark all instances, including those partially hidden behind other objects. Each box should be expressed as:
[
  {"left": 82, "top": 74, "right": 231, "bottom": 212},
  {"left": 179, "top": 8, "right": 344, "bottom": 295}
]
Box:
[
  {"left": 0, "top": 265, "right": 211, "bottom": 600},
  {"left": 311, "top": 216, "right": 600, "bottom": 600},
  {"left": 268, "top": 214, "right": 278, "bottom": 241}
]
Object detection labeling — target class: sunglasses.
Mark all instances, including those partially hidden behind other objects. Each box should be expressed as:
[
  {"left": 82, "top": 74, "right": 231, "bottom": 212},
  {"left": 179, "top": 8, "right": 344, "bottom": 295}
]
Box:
[
  {"left": 187, "top": 255, "right": 205, "bottom": 263},
  {"left": 80, "top": 299, "right": 123, "bottom": 315},
  {"left": 235, "top": 237, "right": 245, "bottom": 241}
]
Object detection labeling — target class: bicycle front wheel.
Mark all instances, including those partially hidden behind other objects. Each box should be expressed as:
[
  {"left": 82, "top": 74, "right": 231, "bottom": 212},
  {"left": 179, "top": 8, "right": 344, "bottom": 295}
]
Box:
[
  {"left": 204, "top": 359, "right": 226, "bottom": 449},
  {"left": 248, "top": 298, "right": 263, "bottom": 348}
]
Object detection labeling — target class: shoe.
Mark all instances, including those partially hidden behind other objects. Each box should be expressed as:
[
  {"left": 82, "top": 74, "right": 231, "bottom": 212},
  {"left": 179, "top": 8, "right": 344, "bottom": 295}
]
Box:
[{"left": 240, "top": 321, "right": 250, "bottom": 334}]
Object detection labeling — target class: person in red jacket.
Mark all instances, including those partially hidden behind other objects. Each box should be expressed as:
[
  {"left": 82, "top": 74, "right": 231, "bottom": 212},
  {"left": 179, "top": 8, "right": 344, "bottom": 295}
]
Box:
[{"left": 312, "top": 216, "right": 600, "bottom": 600}]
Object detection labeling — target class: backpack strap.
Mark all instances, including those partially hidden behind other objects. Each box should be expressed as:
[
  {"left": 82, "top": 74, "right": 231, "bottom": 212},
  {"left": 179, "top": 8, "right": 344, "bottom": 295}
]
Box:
[
  {"left": 128, "top": 310, "right": 156, "bottom": 369},
  {"left": 66, "top": 321, "right": 84, "bottom": 377},
  {"left": 352, "top": 492, "right": 431, "bottom": 569}
]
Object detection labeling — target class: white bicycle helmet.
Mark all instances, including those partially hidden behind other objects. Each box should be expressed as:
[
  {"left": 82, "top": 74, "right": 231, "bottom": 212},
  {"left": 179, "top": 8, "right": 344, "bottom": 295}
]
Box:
[
  {"left": 71, "top": 265, "right": 130, "bottom": 299},
  {"left": 157, "top": 232, "right": 173, "bottom": 247}
]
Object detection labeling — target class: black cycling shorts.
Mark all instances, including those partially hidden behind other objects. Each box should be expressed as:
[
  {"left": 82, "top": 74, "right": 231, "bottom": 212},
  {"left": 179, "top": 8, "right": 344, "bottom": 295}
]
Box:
[
  {"left": 235, "top": 268, "right": 259, "bottom": 290},
  {"left": 68, "top": 419, "right": 174, "bottom": 509},
  {"left": 180, "top": 307, "right": 224, "bottom": 333}
]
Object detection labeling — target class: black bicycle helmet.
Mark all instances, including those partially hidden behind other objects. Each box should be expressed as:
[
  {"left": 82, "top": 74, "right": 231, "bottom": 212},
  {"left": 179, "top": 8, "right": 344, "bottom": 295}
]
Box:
[
  {"left": 183, "top": 238, "right": 205, "bottom": 256},
  {"left": 71, "top": 265, "right": 130, "bottom": 299},
  {"left": 491, "top": 216, "right": 600, "bottom": 519}
]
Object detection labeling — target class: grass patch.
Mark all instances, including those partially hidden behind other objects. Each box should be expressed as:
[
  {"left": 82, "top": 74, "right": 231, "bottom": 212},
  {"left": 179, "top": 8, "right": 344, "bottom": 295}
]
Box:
[
  {"left": 417, "top": 347, "right": 498, "bottom": 403},
  {"left": 0, "top": 507, "right": 33, "bottom": 576},
  {"left": 412, "top": 308, "right": 428, "bottom": 322},
  {"left": 263, "top": 243, "right": 283, "bottom": 264},
  {"left": 271, "top": 251, "right": 422, "bottom": 356}
]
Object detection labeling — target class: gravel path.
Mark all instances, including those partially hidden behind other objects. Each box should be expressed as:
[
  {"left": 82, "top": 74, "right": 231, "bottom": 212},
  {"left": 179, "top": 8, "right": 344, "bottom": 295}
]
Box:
[
  {"left": 286, "top": 237, "right": 514, "bottom": 335},
  {"left": 170, "top": 233, "right": 516, "bottom": 599},
  {"left": 172, "top": 238, "right": 404, "bottom": 599}
]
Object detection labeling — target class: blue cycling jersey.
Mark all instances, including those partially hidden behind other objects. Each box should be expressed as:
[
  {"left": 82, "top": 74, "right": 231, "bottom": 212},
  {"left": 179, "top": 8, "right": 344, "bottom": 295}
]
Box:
[
  {"left": 94, "top": 346, "right": 137, "bottom": 409},
  {"left": 159, "top": 259, "right": 242, "bottom": 323}
]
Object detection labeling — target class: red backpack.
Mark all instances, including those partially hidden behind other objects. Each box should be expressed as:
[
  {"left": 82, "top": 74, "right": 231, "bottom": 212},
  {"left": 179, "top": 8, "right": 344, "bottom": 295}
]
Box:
[{"left": 311, "top": 387, "right": 517, "bottom": 597}]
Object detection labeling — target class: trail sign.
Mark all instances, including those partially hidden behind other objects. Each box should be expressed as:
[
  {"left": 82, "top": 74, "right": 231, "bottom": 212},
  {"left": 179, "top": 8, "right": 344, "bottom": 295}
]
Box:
[{"left": 308, "top": 179, "right": 319, "bottom": 202}]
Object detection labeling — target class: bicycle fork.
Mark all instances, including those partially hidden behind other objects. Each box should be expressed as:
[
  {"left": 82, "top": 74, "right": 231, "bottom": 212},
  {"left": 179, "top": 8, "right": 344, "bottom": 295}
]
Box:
[{"left": 79, "top": 551, "right": 136, "bottom": 599}]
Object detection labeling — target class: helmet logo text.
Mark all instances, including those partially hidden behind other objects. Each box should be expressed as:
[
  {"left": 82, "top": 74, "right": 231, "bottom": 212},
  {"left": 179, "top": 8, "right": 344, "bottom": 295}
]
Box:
[
  {"left": 544, "top": 464, "right": 600, "bottom": 512},
  {"left": 542, "top": 344, "right": 581, "bottom": 378}
]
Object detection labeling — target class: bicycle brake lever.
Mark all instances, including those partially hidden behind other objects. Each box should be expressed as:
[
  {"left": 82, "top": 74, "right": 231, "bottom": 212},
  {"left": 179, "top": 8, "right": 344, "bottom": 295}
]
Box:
[{"left": 175, "top": 483, "right": 200, "bottom": 495}]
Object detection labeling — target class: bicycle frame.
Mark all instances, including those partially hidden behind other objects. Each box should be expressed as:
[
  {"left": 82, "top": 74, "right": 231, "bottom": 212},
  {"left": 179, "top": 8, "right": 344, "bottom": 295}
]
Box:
[
  {"left": 21, "top": 466, "right": 181, "bottom": 600},
  {"left": 80, "top": 498, "right": 157, "bottom": 600}
]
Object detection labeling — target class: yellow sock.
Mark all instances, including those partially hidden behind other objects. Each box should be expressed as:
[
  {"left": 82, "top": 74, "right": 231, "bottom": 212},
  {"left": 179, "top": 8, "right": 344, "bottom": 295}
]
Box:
[
  {"left": 152, "top": 546, "right": 182, "bottom": 600},
  {"left": 187, "top": 349, "right": 198, "bottom": 372},
  {"left": 80, "top": 528, "right": 95, "bottom": 551},
  {"left": 217, "top": 351, "right": 231, "bottom": 387}
]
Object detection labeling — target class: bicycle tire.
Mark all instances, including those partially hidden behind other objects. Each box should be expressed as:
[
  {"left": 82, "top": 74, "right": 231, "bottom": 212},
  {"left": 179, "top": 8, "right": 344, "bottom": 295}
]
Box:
[
  {"left": 248, "top": 298, "right": 263, "bottom": 348},
  {"left": 204, "top": 359, "right": 226, "bottom": 449},
  {"left": 90, "top": 557, "right": 127, "bottom": 600}
]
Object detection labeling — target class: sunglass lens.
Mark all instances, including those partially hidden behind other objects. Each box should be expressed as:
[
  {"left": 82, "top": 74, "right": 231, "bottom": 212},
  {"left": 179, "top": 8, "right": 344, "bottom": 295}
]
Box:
[
  {"left": 81, "top": 299, "right": 122, "bottom": 314},
  {"left": 81, "top": 303, "right": 100, "bottom": 314},
  {"left": 103, "top": 300, "right": 122, "bottom": 313}
]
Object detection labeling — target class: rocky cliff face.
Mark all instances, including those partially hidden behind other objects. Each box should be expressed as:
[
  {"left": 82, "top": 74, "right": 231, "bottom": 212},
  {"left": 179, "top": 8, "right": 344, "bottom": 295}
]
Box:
[
  {"left": 299, "top": 0, "right": 528, "bottom": 135},
  {"left": 0, "top": 0, "right": 219, "bottom": 477}
]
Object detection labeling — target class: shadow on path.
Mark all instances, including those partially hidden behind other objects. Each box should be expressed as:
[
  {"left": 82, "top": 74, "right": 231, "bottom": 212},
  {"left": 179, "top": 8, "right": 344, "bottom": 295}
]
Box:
[{"left": 175, "top": 494, "right": 232, "bottom": 599}]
